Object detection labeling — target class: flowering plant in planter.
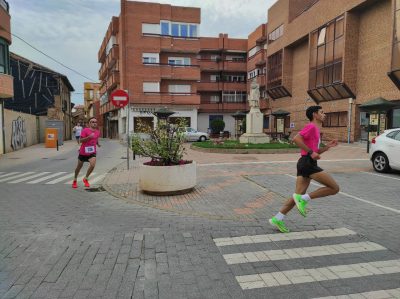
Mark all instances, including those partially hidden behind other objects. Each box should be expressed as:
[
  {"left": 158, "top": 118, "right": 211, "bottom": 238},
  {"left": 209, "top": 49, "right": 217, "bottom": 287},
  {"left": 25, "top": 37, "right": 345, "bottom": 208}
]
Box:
[{"left": 131, "top": 118, "right": 192, "bottom": 166}]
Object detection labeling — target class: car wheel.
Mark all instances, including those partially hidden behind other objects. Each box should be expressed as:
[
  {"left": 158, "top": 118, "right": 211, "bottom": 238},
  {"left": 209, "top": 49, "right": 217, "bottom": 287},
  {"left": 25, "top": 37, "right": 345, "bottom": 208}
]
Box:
[
  {"left": 199, "top": 136, "right": 206, "bottom": 142},
  {"left": 372, "top": 152, "right": 390, "bottom": 173}
]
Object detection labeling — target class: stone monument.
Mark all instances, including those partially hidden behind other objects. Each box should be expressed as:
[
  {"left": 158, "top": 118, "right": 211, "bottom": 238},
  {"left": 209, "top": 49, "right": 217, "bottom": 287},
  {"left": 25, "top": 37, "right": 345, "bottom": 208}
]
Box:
[{"left": 239, "top": 80, "right": 270, "bottom": 144}]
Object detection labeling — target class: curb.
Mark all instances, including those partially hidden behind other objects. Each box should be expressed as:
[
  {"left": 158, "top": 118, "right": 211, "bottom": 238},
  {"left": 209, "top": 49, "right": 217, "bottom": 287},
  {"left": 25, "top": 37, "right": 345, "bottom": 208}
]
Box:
[{"left": 190, "top": 144, "right": 299, "bottom": 154}]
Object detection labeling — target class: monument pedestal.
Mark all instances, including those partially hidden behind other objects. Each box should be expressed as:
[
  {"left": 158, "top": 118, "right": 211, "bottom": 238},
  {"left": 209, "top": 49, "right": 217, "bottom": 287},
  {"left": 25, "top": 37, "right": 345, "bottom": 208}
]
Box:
[{"left": 239, "top": 108, "right": 270, "bottom": 144}]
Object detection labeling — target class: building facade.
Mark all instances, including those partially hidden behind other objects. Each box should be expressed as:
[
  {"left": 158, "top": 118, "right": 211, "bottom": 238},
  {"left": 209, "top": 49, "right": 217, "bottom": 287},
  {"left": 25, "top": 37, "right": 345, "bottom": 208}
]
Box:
[
  {"left": 5, "top": 53, "right": 74, "bottom": 141},
  {"left": 261, "top": 0, "right": 400, "bottom": 142},
  {"left": 98, "top": 0, "right": 400, "bottom": 141},
  {"left": 197, "top": 34, "right": 248, "bottom": 136},
  {"left": 83, "top": 82, "right": 102, "bottom": 134},
  {"left": 0, "top": 0, "right": 13, "bottom": 154}
]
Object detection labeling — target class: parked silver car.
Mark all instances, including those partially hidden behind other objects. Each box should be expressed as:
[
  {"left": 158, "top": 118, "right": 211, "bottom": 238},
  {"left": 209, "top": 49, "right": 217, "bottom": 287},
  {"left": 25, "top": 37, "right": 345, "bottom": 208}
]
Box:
[{"left": 182, "top": 127, "right": 209, "bottom": 142}]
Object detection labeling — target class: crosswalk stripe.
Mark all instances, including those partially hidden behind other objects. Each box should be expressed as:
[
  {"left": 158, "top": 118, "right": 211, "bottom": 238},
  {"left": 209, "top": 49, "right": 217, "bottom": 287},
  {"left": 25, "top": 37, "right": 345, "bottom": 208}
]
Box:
[
  {"left": 313, "top": 287, "right": 400, "bottom": 299},
  {"left": 45, "top": 173, "right": 74, "bottom": 184},
  {"left": 223, "top": 241, "right": 386, "bottom": 265},
  {"left": 0, "top": 172, "right": 20, "bottom": 179},
  {"left": 213, "top": 228, "right": 356, "bottom": 247},
  {"left": 0, "top": 172, "right": 35, "bottom": 183},
  {"left": 64, "top": 173, "right": 96, "bottom": 185},
  {"left": 10, "top": 172, "right": 51, "bottom": 184},
  {"left": 88, "top": 174, "right": 106, "bottom": 185},
  {"left": 26, "top": 172, "right": 67, "bottom": 184},
  {"left": 236, "top": 259, "right": 400, "bottom": 290}
]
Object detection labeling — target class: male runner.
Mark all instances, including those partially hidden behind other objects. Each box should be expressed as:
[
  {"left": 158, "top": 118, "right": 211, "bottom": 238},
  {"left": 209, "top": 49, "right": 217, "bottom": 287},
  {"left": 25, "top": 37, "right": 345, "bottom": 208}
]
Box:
[
  {"left": 72, "top": 122, "right": 83, "bottom": 144},
  {"left": 72, "top": 117, "right": 100, "bottom": 189},
  {"left": 269, "top": 106, "right": 340, "bottom": 233}
]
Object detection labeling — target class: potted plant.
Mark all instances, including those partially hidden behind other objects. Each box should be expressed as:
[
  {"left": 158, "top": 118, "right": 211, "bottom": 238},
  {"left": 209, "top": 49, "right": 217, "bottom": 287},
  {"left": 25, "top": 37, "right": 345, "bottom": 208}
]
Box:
[{"left": 131, "top": 111, "right": 196, "bottom": 195}]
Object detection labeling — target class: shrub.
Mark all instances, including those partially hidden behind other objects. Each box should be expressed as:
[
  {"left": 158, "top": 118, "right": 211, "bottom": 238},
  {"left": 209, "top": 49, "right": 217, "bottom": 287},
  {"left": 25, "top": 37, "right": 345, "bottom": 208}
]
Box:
[
  {"left": 210, "top": 119, "right": 225, "bottom": 134},
  {"left": 131, "top": 118, "right": 191, "bottom": 166}
]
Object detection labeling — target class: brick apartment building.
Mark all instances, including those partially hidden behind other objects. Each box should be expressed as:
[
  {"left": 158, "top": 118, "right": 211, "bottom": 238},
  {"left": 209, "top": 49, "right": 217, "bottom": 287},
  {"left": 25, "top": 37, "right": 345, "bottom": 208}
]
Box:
[
  {"left": 0, "top": 0, "right": 13, "bottom": 154},
  {"left": 83, "top": 82, "right": 102, "bottom": 134},
  {"left": 256, "top": 0, "right": 400, "bottom": 142},
  {"left": 99, "top": 0, "right": 400, "bottom": 141}
]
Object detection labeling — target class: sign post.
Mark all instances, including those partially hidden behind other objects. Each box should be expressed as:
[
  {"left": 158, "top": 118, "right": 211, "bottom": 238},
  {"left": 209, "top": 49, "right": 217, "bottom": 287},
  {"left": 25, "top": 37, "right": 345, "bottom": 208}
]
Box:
[{"left": 110, "top": 89, "right": 130, "bottom": 169}]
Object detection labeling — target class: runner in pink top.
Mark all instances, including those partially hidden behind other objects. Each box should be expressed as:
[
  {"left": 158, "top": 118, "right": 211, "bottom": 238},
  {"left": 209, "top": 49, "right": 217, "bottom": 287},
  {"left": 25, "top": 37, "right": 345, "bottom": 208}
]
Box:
[
  {"left": 269, "top": 106, "right": 340, "bottom": 233},
  {"left": 72, "top": 117, "right": 101, "bottom": 189}
]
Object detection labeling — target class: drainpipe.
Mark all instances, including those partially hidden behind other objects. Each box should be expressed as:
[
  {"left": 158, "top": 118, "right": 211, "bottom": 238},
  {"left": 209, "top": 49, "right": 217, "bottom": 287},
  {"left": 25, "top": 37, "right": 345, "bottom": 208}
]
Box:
[{"left": 347, "top": 98, "right": 354, "bottom": 144}]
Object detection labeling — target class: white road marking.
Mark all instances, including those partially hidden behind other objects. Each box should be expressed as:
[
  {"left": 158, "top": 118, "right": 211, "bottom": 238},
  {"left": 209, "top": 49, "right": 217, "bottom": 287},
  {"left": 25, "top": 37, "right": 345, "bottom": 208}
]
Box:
[
  {"left": 236, "top": 259, "right": 400, "bottom": 290},
  {"left": 65, "top": 173, "right": 96, "bottom": 185},
  {"left": 223, "top": 241, "right": 385, "bottom": 265},
  {"left": 10, "top": 172, "right": 51, "bottom": 183},
  {"left": 361, "top": 171, "right": 400, "bottom": 181},
  {"left": 200, "top": 159, "right": 369, "bottom": 167},
  {"left": 286, "top": 174, "right": 400, "bottom": 214},
  {"left": 213, "top": 228, "right": 356, "bottom": 247},
  {"left": 0, "top": 172, "right": 35, "bottom": 183},
  {"left": 313, "top": 288, "right": 400, "bottom": 299},
  {"left": 26, "top": 172, "right": 67, "bottom": 184},
  {"left": 45, "top": 173, "right": 74, "bottom": 184},
  {"left": 0, "top": 172, "right": 20, "bottom": 179}
]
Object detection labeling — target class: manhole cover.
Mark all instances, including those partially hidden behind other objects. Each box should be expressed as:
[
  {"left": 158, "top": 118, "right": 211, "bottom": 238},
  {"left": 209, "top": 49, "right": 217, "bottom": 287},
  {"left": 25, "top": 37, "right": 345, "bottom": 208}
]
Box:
[{"left": 85, "top": 186, "right": 105, "bottom": 192}]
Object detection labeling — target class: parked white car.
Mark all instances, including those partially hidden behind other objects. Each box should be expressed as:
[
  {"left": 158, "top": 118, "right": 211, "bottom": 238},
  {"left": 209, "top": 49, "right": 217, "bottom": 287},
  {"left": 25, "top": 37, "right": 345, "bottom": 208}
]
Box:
[
  {"left": 182, "top": 127, "right": 209, "bottom": 142},
  {"left": 369, "top": 128, "right": 400, "bottom": 173}
]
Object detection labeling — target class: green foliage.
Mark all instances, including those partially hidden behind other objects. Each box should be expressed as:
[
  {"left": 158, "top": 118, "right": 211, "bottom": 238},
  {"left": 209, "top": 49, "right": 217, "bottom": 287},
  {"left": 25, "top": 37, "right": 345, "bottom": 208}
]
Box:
[
  {"left": 210, "top": 119, "right": 225, "bottom": 134},
  {"left": 131, "top": 118, "right": 187, "bottom": 166}
]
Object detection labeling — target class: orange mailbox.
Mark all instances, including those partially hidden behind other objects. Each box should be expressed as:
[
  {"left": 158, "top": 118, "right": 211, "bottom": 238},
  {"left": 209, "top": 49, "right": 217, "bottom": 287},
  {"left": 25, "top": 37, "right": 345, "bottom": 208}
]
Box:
[{"left": 45, "top": 128, "right": 58, "bottom": 148}]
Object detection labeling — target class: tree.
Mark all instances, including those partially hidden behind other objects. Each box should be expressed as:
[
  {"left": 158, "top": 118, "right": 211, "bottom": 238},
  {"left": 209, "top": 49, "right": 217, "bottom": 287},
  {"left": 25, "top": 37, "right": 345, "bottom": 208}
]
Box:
[{"left": 210, "top": 119, "right": 225, "bottom": 134}]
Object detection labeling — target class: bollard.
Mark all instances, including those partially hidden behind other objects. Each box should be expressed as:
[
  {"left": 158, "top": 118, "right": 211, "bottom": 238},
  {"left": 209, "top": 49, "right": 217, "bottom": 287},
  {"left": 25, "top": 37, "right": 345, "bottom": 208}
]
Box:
[{"left": 56, "top": 139, "right": 59, "bottom": 151}]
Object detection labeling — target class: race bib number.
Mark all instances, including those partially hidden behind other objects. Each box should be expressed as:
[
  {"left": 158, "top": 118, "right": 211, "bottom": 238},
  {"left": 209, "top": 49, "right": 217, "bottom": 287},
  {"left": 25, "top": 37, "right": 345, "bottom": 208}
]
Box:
[{"left": 84, "top": 146, "right": 95, "bottom": 154}]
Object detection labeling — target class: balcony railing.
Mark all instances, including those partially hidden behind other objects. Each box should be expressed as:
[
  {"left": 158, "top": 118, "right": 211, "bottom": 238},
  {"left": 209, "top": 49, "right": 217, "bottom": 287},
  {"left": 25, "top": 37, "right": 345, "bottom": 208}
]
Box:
[
  {"left": 0, "top": 0, "right": 9, "bottom": 12},
  {"left": 142, "top": 92, "right": 200, "bottom": 105}
]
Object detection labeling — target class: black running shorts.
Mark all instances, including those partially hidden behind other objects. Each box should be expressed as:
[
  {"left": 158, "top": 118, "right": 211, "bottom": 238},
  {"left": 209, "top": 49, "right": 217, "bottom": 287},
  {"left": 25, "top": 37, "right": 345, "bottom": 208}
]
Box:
[
  {"left": 296, "top": 155, "right": 323, "bottom": 178},
  {"left": 78, "top": 154, "right": 96, "bottom": 162}
]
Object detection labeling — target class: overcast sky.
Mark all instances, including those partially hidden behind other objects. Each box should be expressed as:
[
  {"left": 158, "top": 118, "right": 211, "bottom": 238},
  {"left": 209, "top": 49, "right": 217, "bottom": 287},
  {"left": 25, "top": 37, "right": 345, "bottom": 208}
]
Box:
[{"left": 9, "top": 0, "right": 275, "bottom": 104}]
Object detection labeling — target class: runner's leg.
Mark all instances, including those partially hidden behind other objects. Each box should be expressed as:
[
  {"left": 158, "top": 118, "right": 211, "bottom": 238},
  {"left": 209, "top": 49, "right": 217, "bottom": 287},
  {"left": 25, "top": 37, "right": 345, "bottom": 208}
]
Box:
[
  {"left": 280, "top": 176, "right": 311, "bottom": 214},
  {"left": 74, "top": 160, "right": 84, "bottom": 180},
  {"left": 85, "top": 157, "right": 96, "bottom": 179},
  {"left": 308, "top": 171, "right": 339, "bottom": 199}
]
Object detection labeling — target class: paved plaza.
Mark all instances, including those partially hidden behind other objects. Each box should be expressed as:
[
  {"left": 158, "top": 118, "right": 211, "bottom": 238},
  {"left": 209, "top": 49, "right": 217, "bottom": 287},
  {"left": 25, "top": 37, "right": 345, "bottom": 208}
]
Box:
[{"left": 0, "top": 140, "right": 399, "bottom": 298}]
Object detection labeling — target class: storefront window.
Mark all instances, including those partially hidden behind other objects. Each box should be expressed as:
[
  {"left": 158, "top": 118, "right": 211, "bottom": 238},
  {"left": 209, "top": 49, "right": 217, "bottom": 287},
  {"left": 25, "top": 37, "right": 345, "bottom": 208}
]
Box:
[{"left": 393, "top": 109, "right": 400, "bottom": 128}]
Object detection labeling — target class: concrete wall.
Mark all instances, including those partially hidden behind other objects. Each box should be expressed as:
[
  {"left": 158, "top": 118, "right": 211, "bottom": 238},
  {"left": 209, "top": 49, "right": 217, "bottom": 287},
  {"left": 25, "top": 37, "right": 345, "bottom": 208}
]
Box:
[
  {"left": 198, "top": 112, "right": 236, "bottom": 136},
  {"left": 3, "top": 109, "right": 46, "bottom": 153}
]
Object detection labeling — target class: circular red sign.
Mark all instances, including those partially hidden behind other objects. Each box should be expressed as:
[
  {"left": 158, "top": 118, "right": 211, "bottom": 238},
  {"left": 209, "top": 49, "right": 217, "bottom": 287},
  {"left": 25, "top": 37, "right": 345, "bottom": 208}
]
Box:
[{"left": 110, "top": 89, "right": 129, "bottom": 108}]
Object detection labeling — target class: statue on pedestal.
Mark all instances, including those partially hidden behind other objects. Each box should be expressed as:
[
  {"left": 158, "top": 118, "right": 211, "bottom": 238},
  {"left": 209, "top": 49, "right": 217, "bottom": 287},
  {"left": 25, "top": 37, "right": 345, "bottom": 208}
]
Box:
[{"left": 249, "top": 80, "right": 260, "bottom": 109}]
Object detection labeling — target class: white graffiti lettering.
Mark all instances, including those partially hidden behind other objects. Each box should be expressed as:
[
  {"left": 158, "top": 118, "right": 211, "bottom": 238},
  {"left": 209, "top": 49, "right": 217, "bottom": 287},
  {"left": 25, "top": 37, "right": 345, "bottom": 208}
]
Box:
[{"left": 11, "top": 116, "right": 27, "bottom": 150}]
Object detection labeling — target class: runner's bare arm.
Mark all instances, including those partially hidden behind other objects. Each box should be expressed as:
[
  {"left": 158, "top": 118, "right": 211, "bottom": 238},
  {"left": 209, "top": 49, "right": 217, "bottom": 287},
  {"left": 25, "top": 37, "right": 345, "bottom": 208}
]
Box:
[
  {"left": 318, "top": 139, "right": 338, "bottom": 154},
  {"left": 79, "top": 133, "right": 94, "bottom": 143}
]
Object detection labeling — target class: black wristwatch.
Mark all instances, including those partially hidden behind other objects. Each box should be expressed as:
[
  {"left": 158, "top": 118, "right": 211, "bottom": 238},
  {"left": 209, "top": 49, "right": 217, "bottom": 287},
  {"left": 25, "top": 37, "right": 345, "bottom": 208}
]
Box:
[{"left": 307, "top": 150, "right": 313, "bottom": 155}]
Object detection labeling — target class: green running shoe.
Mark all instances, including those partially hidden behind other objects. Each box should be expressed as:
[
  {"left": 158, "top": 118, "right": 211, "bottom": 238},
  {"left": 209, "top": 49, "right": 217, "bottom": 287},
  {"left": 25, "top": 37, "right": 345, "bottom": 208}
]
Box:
[
  {"left": 269, "top": 217, "right": 290, "bottom": 233},
  {"left": 293, "top": 194, "right": 308, "bottom": 217}
]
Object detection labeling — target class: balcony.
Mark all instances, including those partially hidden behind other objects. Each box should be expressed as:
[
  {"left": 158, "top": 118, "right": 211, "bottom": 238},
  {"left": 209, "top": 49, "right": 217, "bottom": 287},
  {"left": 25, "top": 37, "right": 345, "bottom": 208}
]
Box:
[
  {"left": 222, "top": 82, "right": 247, "bottom": 91},
  {"left": 256, "top": 75, "right": 266, "bottom": 87},
  {"left": 0, "top": 73, "right": 13, "bottom": 98},
  {"left": 160, "top": 65, "right": 200, "bottom": 81},
  {"left": 109, "top": 71, "right": 120, "bottom": 89},
  {"left": 199, "top": 101, "right": 247, "bottom": 113},
  {"left": 224, "top": 60, "right": 247, "bottom": 72},
  {"left": 0, "top": 0, "right": 11, "bottom": 43},
  {"left": 142, "top": 92, "right": 200, "bottom": 105},
  {"left": 198, "top": 59, "right": 219, "bottom": 71},
  {"left": 160, "top": 36, "right": 200, "bottom": 53},
  {"left": 106, "top": 45, "right": 119, "bottom": 69},
  {"left": 197, "top": 82, "right": 221, "bottom": 92},
  {"left": 99, "top": 63, "right": 107, "bottom": 80}
]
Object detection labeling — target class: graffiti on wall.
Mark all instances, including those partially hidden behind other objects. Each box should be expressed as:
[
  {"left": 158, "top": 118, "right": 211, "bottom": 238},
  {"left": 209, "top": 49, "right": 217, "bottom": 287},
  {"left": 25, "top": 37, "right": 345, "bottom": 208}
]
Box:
[{"left": 11, "top": 116, "right": 27, "bottom": 150}]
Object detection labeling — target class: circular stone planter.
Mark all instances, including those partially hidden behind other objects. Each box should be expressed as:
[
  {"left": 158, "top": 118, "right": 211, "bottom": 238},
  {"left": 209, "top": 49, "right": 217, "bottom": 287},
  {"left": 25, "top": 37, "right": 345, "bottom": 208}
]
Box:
[
  {"left": 190, "top": 144, "right": 299, "bottom": 154},
  {"left": 139, "top": 161, "right": 197, "bottom": 195}
]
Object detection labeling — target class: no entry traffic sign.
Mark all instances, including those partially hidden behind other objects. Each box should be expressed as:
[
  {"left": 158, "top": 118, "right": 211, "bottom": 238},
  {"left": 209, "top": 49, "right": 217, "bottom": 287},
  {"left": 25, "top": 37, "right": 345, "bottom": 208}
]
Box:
[{"left": 110, "top": 89, "right": 129, "bottom": 108}]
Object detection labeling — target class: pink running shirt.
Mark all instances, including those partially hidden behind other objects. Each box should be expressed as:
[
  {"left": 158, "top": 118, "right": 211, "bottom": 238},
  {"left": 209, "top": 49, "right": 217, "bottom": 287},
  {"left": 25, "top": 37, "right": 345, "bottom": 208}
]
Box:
[
  {"left": 79, "top": 128, "right": 100, "bottom": 156},
  {"left": 298, "top": 123, "right": 320, "bottom": 156}
]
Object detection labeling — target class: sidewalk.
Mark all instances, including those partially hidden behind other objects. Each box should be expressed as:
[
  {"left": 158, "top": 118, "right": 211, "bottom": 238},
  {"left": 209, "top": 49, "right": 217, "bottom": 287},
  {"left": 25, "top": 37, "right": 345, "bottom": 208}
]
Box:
[{"left": 103, "top": 143, "right": 370, "bottom": 221}]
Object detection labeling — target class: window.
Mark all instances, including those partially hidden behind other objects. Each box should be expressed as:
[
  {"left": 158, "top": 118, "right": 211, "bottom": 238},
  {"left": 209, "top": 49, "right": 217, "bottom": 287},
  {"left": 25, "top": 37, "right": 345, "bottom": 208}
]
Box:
[
  {"left": 0, "top": 43, "right": 5, "bottom": 74},
  {"left": 142, "top": 53, "right": 159, "bottom": 64},
  {"left": 387, "top": 131, "right": 399, "bottom": 139},
  {"left": 189, "top": 25, "right": 198, "bottom": 37},
  {"left": 142, "top": 23, "right": 160, "bottom": 35},
  {"left": 210, "top": 75, "right": 220, "bottom": 82},
  {"left": 143, "top": 82, "right": 160, "bottom": 92},
  {"left": 180, "top": 24, "right": 188, "bottom": 37},
  {"left": 263, "top": 115, "right": 270, "bottom": 129},
  {"left": 268, "top": 24, "right": 284, "bottom": 44},
  {"left": 248, "top": 69, "right": 259, "bottom": 80},
  {"left": 267, "top": 50, "right": 283, "bottom": 87},
  {"left": 226, "top": 56, "right": 245, "bottom": 62},
  {"left": 211, "top": 55, "right": 220, "bottom": 61},
  {"left": 168, "top": 85, "right": 191, "bottom": 93},
  {"left": 171, "top": 23, "right": 179, "bottom": 36},
  {"left": 161, "top": 21, "right": 169, "bottom": 35},
  {"left": 168, "top": 57, "right": 191, "bottom": 65},
  {"left": 223, "top": 75, "right": 245, "bottom": 82},
  {"left": 222, "top": 91, "right": 247, "bottom": 103},
  {"left": 393, "top": 109, "right": 400, "bottom": 128},
  {"left": 309, "top": 15, "right": 344, "bottom": 90},
  {"left": 248, "top": 46, "right": 261, "bottom": 58},
  {"left": 210, "top": 95, "right": 220, "bottom": 103},
  {"left": 106, "top": 36, "right": 116, "bottom": 55},
  {"left": 209, "top": 115, "right": 223, "bottom": 124},
  {"left": 322, "top": 111, "right": 347, "bottom": 127}
]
